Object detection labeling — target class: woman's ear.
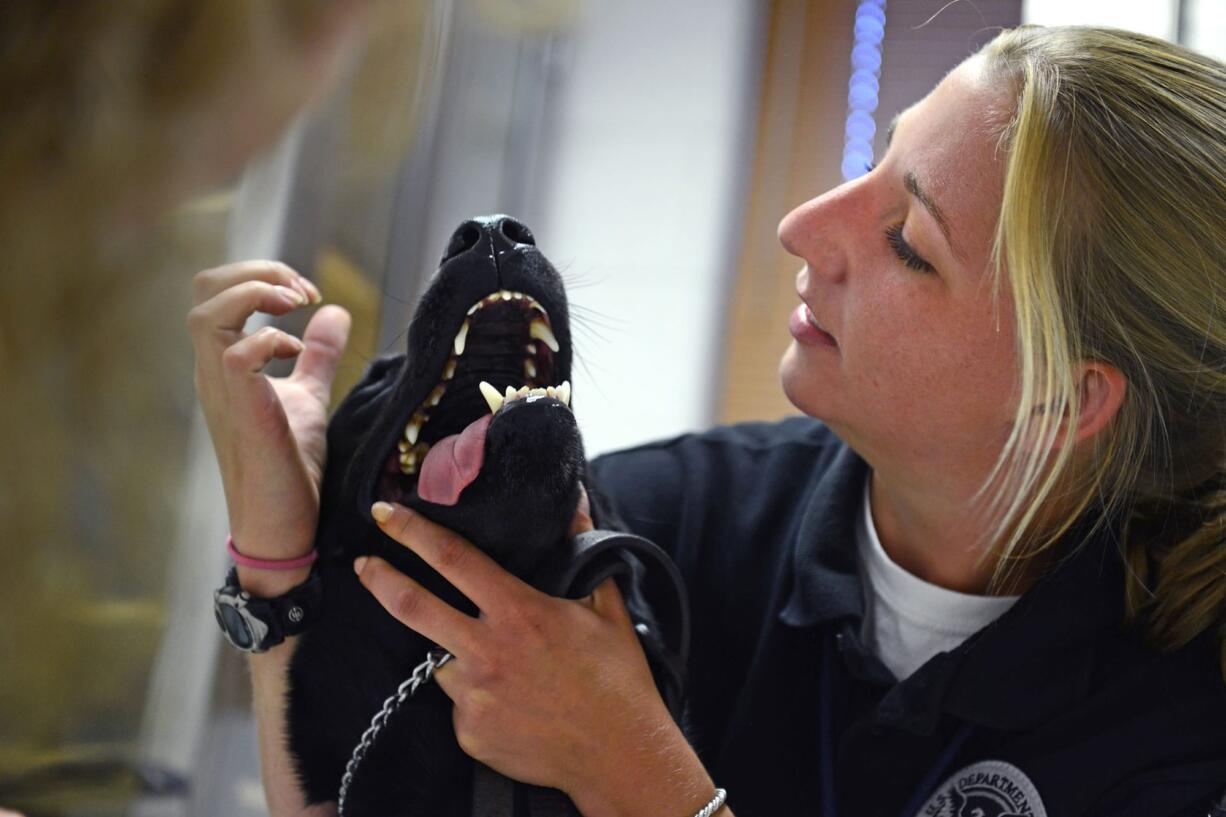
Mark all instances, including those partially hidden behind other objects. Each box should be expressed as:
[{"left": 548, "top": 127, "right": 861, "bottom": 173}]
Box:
[{"left": 1037, "top": 361, "right": 1127, "bottom": 450}]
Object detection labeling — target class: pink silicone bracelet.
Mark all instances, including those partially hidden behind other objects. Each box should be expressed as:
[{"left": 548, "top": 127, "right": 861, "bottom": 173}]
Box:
[{"left": 227, "top": 535, "right": 318, "bottom": 571}]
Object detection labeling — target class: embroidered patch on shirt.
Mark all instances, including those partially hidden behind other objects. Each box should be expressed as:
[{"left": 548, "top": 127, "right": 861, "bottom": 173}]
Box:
[{"left": 916, "top": 760, "right": 1047, "bottom": 817}]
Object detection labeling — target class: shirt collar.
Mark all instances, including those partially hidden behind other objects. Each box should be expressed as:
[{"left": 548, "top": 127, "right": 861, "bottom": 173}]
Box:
[
  {"left": 778, "top": 434, "right": 1125, "bottom": 732},
  {"left": 779, "top": 441, "right": 870, "bottom": 628}
]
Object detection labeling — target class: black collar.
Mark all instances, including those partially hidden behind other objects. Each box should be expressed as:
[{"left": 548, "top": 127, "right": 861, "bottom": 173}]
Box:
[{"left": 778, "top": 437, "right": 1126, "bottom": 733}]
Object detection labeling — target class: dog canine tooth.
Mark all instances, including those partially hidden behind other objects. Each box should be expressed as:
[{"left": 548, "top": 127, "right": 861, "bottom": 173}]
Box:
[
  {"left": 478, "top": 381, "right": 504, "bottom": 414},
  {"left": 405, "top": 411, "right": 427, "bottom": 443},
  {"left": 528, "top": 319, "right": 559, "bottom": 353},
  {"left": 454, "top": 320, "right": 470, "bottom": 356},
  {"left": 558, "top": 381, "right": 571, "bottom": 406},
  {"left": 524, "top": 359, "right": 537, "bottom": 379}
]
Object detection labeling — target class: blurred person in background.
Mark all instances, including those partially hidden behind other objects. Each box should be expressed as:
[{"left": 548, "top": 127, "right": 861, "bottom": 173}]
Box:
[
  {"left": 193, "top": 23, "right": 1226, "bottom": 817},
  {"left": 0, "top": 2, "right": 368, "bottom": 813}
]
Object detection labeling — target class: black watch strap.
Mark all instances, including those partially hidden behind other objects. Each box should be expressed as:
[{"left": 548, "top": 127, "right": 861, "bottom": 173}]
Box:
[{"left": 214, "top": 564, "right": 323, "bottom": 653}]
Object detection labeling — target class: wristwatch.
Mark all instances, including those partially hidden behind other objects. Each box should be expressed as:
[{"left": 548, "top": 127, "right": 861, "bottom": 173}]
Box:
[{"left": 213, "top": 566, "right": 323, "bottom": 653}]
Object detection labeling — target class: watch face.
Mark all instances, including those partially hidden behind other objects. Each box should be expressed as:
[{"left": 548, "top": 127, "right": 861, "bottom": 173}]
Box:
[{"left": 216, "top": 603, "right": 254, "bottom": 650}]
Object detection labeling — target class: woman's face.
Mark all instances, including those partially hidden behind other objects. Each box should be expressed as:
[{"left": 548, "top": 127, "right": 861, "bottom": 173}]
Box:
[{"left": 778, "top": 56, "right": 1020, "bottom": 481}]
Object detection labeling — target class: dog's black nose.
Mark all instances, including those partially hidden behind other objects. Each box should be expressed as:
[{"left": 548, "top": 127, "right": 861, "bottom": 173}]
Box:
[{"left": 441, "top": 215, "right": 536, "bottom": 266}]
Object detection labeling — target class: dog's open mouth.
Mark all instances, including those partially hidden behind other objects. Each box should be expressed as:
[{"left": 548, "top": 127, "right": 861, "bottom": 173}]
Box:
[{"left": 380, "top": 288, "right": 571, "bottom": 505}]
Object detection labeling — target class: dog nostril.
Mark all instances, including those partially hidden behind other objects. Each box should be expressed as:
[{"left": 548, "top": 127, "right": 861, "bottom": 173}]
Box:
[
  {"left": 499, "top": 218, "right": 535, "bottom": 247},
  {"left": 442, "top": 224, "right": 482, "bottom": 264}
]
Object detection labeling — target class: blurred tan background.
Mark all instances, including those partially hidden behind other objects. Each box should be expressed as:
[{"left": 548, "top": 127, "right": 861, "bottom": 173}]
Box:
[{"left": 0, "top": 1, "right": 1220, "bottom": 815}]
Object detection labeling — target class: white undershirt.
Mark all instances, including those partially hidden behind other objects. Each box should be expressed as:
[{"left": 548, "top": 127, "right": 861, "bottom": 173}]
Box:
[{"left": 856, "top": 471, "right": 1020, "bottom": 681}]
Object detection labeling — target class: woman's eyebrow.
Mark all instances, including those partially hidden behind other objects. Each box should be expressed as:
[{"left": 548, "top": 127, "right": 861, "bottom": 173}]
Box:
[
  {"left": 884, "top": 113, "right": 967, "bottom": 265},
  {"left": 904, "top": 171, "right": 964, "bottom": 263}
]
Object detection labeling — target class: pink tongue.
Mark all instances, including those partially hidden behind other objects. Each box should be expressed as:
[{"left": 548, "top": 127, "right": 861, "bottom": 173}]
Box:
[{"left": 416, "top": 414, "right": 492, "bottom": 506}]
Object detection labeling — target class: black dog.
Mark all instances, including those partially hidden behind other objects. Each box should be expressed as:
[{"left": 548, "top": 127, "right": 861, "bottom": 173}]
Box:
[{"left": 286, "top": 215, "right": 687, "bottom": 816}]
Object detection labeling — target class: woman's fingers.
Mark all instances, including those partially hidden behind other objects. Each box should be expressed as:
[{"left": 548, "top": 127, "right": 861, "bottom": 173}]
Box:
[
  {"left": 192, "top": 259, "right": 319, "bottom": 305},
  {"left": 221, "top": 326, "right": 306, "bottom": 377},
  {"left": 587, "top": 576, "right": 632, "bottom": 627},
  {"left": 569, "top": 486, "right": 594, "bottom": 538},
  {"left": 354, "top": 555, "right": 481, "bottom": 657},
  {"left": 286, "top": 305, "right": 351, "bottom": 406},
  {"left": 371, "top": 502, "right": 534, "bottom": 615},
  {"left": 187, "top": 280, "right": 307, "bottom": 352}
]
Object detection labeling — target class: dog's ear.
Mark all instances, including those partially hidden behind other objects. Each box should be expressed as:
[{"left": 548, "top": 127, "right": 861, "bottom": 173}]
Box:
[
  {"left": 330, "top": 353, "right": 406, "bottom": 432},
  {"left": 326, "top": 353, "right": 405, "bottom": 499}
]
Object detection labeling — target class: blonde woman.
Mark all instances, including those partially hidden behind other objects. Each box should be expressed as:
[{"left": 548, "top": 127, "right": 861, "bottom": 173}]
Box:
[{"left": 192, "top": 25, "right": 1226, "bottom": 817}]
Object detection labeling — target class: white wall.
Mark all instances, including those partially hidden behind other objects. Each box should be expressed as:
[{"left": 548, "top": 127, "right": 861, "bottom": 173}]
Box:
[
  {"left": 537, "top": 0, "right": 762, "bottom": 457},
  {"left": 1023, "top": 0, "right": 1226, "bottom": 60},
  {"left": 1023, "top": 0, "right": 1179, "bottom": 38}
]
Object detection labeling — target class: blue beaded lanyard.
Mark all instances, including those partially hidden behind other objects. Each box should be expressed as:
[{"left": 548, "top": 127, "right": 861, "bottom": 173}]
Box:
[{"left": 818, "top": 628, "right": 975, "bottom": 817}]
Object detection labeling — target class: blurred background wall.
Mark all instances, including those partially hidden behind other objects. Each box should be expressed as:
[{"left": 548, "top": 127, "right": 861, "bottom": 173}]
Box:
[{"left": 1, "top": 1, "right": 1222, "bottom": 815}]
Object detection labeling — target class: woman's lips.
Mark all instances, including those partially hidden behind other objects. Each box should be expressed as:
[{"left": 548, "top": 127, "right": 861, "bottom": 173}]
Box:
[{"left": 788, "top": 304, "right": 838, "bottom": 348}]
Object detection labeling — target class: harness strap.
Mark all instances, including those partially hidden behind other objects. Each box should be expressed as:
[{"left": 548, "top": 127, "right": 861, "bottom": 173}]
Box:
[{"left": 469, "top": 529, "right": 690, "bottom": 817}]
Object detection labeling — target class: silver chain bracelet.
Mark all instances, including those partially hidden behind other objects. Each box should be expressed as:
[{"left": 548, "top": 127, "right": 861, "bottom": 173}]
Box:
[
  {"left": 692, "top": 787, "right": 728, "bottom": 817},
  {"left": 336, "top": 648, "right": 453, "bottom": 816}
]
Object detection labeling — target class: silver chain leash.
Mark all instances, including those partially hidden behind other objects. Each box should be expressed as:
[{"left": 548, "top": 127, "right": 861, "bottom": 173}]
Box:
[{"left": 337, "top": 649, "right": 453, "bottom": 816}]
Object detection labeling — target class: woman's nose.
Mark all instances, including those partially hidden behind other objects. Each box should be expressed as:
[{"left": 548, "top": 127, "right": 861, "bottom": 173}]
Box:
[
  {"left": 777, "top": 201, "right": 813, "bottom": 258},
  {"left": 777, "top": 180, "right": 865, "bottom": 271}
]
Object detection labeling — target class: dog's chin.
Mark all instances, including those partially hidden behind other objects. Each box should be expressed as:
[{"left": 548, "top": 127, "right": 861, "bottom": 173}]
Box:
[{"left": 373, "top": 394, "right": 585, "bottom": 578}]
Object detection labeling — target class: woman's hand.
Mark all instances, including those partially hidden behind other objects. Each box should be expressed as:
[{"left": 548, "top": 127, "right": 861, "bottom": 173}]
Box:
[
  {"left": 187, "top": 260, "right": 351, "bottom": 593},
  {"left": 354, "top": 499, "right": 718, "bottom": 817}
]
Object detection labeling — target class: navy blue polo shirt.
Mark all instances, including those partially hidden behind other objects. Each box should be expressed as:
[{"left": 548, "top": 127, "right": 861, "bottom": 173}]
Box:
[{"left": 589, "top": 418, "right": 1226, "bottom": 817}]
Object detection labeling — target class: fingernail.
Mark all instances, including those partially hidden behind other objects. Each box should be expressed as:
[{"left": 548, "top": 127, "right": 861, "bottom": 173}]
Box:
[
  {"left": 302, "top": 279, "right": 323, "bottom": 303},
  {"left": 371, "top": 502, "right": 394, "bottom": 523},
  {"left": 353, "top": 556, "right": 368, "bottom": 574},
  {"left": 275, "top": 285, "right": 306, "bottom": 306}
]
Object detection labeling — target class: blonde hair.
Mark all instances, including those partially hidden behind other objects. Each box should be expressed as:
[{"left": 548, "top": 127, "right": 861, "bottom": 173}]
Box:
[{"left": 971, "top": 26, "right": 1226, "bottom": 676}]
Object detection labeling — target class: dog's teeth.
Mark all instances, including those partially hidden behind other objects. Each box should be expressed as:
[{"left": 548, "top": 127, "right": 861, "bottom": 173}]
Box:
[
  {"left": 428, "top": 385, "right": 445, "bottom": 407},
  {"left": 479, "top": 381, "right": 504, "bottom": 414},
  {"left": 404, "top": 417, "right": 423, "bottom": 445},
  {"left": 504, "top": 385, "right": 517, "bottom": 402},
  {"left": 546, "top": 386, "right": 557, "bottom": 398},
  {"left": 398, "top": 439, "right": 410, "bottom": 453},
  {"left": 443, "top": 359, "right": 457, "bottom": 380},
  {"left": 558, "top": 381, "right": 571, "bottom": 406},
  {"left": 525, "top": 343, "right": 536, "bottom": 354},
  {"left": 524, "top": 359, "right": 537, "bottom": 379},
  {"left": 500, "top": 290, "right": 513, "bottom": 301},
  {"left": 529, "top": 319, "right": 559, "bottom": 353},
  {"left": 466, "top": 302, "right": 481, "bottom": 316},
  {"left": 454, "top": 320, "right": 470, "bottom": 356},
  {"left": 517, "top": 386, "right": 530, "bottom": 396}
]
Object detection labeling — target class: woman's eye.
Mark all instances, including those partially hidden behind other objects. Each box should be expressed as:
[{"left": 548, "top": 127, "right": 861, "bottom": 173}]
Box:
[{"left": 884, "top": 223, "right": 937, "bottom": 275}]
